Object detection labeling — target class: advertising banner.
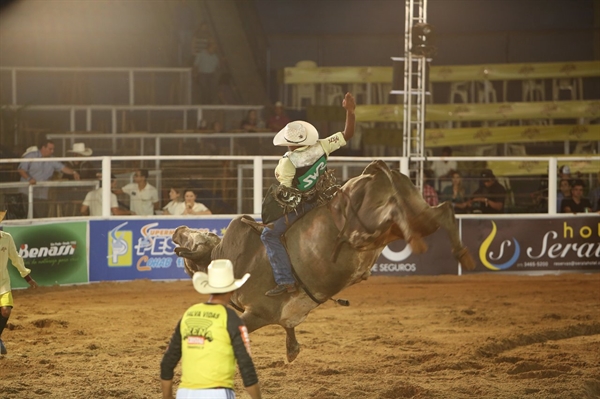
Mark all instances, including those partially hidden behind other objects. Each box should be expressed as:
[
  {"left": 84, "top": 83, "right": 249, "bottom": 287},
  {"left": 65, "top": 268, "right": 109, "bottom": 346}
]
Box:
[
  {"left": 5, "top": 222, "right": 88, "bottom": 288},
  {"left": 461, "top": 217, "right": 600, "bottom": 273},
  {"left": 89, "top": 218, "right": 232, "bottom": 282},
  {"left": 372, "top": 228, "right": 458, "bottom": 276}
]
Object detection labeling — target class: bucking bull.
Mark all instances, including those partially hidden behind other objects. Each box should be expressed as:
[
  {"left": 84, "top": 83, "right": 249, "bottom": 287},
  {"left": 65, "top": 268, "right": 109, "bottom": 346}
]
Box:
[{"left": 172, "top": 160, "right": 475, "bottom": 362}]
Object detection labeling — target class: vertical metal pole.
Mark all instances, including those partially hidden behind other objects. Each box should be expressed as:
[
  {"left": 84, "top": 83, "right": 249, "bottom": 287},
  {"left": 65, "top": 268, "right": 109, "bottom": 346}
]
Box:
[
  {"left": 253, "top": 157, "right": 263, "bottom": 215},
  {"left": 70, "top": 108, "right": 75, "bottom": 132},
  {"left": 11, "top": 69, "right": 17, "bottom": 105},
  {"left": 101, "top": 157, "right": 112, "bottom": 217},
  {"left": 129, "top": 70, "right": 135, "bottom": 106},
  {"left": 547, "top": 157, "right": 558, "bottom": 215},
  {"left": 86, "top": 108, "right": 92, "bottom": 131}
]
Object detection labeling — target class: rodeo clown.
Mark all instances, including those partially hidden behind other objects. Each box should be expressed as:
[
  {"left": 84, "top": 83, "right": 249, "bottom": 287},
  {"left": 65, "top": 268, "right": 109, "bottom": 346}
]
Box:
[
  {"left": 0, "top": 210, "right": 38, "bottom": 355},
  {"left": 160, "top": 259, "right": 262, "bottom": 399},
  {"left": 261, "top": 92, "right": 356, "bottom": 296}
]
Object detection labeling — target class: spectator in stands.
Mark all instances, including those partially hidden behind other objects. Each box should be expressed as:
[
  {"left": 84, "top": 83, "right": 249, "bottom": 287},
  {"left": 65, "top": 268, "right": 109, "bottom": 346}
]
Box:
[
  {"left": 422, "top": 169, "right": 439, "bottom": 207},
  {"left": 113, "top": 169, "right": 160, "bottom": 216},
  {"left": 557, "top": 178, "right": 572, "bottom": 212},
  {"left": 266, "top": 101, "right": 291, "bottom": 132},
  {"left": 529, "top": 176, "right": 549, "bottom": 213},
  {"left": 64, "top": 142, "right": 96, "bottom": 180},
  {"left": 561, "top": 179, "right": 592, "bottom": 213},
  {"left": 81, "top": 174, "right": 130, "bottom": 216},
  {"left": 17, "top": 140, "right": 81, "bottom": 218},
  {"left": 589, "top": 171, "right": 600, "bottom": 212},
  {"left": 469, "top": 169, "right": 506, "bottom": 214},
  {"left": 441, "top": 171, "right": 469, "bottom": 214},
  {"left": 163, "top": 187, "right": 185, "bottom": 216},
  {"left": 181, "top": 189, "right": 212, "bottom": 215},
  {"left": 194, "top": 41, "right": 220, "bottom": 104},
  {"left": 240, "top": 110, "right": 265, "bottom": 132},
  {"left": 558, "top": 165, "right": 571, "bottom": 180},
  {"left": 431, "top": 146, "right": 457, "bottom": 193}
]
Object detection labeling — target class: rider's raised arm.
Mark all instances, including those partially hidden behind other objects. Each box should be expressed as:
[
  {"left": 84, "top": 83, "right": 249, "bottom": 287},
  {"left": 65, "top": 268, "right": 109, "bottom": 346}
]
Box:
[{"left": 342, "top": 92, "right": 356, "bottom": 142}]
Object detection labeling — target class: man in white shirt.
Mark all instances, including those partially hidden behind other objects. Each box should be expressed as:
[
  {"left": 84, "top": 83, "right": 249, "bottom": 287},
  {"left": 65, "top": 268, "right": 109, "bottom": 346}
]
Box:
[
  {"left": 114, "top": 169, "right": 159, "bottom": 216},
  {"left": 81, "top": 175, "right": 130, "bottom": 216}
]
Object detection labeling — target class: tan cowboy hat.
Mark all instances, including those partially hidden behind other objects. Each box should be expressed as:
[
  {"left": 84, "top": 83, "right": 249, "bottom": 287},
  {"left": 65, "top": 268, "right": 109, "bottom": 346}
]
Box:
[
  {"left": 273, "top": 121, "right": 319, "bottom": 147},
  {"left": 192, "top": 259, "right": 250, "bottom": 294},
  {"left": 0, "top": 210, "right": 6, "bottom": 222},
  {"left": 67, "top": 142, "right": 93, "bottom": 156}
]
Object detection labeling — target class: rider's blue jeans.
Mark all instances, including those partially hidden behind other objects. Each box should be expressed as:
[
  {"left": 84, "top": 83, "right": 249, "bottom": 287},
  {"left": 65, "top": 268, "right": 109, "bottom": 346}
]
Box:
[{"left": 261, "top": 201, "right": 317, "bottom": 286}]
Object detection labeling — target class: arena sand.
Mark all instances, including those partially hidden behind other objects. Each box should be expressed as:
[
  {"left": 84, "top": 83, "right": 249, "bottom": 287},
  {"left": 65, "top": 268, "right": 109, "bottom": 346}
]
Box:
[{"left": 1, "top": 273, "right": 599, "bottom": 399}]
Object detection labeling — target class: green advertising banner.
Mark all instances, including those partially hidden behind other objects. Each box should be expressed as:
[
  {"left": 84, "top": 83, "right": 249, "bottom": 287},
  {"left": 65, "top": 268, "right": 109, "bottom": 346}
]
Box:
[{"left": 5, "top": 222, "right": 88, "bottom": 288}]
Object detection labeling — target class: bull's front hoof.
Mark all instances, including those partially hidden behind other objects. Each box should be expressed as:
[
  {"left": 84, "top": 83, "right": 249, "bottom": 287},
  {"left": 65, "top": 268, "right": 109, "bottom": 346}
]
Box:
[{"left": 455, "top": 247, "right": 476, "bottom": 271}]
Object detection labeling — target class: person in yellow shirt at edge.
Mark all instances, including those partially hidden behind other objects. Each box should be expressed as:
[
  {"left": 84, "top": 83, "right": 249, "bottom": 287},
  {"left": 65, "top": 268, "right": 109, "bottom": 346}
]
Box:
[
  {"left": 160, "top": 259, "right": 262, "bottom": 399},
  {"left": 0, "top": 210, "right": 39, "bottom": 355}
]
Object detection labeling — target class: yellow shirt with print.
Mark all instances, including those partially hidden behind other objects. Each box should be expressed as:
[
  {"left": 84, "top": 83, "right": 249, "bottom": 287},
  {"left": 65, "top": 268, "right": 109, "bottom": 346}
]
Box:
[{"left": 179, "top": 303, "right": 236, "bottom": 389}]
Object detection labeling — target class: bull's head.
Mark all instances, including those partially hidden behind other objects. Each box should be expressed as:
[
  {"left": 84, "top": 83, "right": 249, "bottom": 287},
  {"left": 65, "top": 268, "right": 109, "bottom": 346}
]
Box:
[{"left": 172, "top": 226, "right": 221, "bottom": 277}]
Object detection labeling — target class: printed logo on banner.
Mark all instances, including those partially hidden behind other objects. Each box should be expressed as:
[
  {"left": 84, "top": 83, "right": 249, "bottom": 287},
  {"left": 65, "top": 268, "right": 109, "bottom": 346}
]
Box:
[
  {"left": 108, "top": 222, "right": 132, "bottom": 267},
  {"left": 7, "top": 222, "right": 88, "bottom": 287},
  {"left": 381, "top": 242, "right": 412, "bottom": 261},
  {"left": 479, "top": 221, "right": 521, "bottom": 271},
  {"left": 132, "top": 222, "right": 204, "bottom": 272}
]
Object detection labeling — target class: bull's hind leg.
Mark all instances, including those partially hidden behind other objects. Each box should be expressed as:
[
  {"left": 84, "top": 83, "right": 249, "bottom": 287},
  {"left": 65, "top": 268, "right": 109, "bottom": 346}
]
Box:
[{"left": 429, "top": 202, "right": 475, "bottom": 270}]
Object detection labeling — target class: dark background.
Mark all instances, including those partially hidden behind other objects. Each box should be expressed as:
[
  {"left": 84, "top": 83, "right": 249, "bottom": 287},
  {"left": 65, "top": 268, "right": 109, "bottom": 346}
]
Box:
[{"left": 0, "top": 0, "right": 597, "bottom": 68}]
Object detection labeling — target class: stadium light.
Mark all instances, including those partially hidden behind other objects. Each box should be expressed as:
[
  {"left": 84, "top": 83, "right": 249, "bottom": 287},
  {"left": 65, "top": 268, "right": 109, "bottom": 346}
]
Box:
[{"left": 411, "top": 23, "right": 436, "bottom": 57}]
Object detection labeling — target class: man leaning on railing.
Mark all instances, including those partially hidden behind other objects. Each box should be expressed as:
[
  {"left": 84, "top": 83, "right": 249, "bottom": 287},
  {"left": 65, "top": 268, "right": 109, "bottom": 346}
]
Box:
[{"left": 17, "top": 140, "right": 81, "bottom": 219}]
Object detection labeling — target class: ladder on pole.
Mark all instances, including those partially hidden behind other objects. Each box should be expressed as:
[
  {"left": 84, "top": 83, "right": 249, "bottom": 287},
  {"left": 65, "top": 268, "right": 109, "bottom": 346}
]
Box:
[{"left": 402, "top": 0, "right": 429, "bottom": 192}]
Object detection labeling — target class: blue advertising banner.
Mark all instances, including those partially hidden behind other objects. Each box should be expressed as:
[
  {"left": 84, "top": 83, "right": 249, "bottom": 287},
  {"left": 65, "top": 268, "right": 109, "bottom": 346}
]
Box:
[
  {"left": 461, "top": 217, "right": 600, "bottom": 273},
  {"left": 89, "top": 218, "right": 232, "bottom": 282},
  {"left": 372, "top": 228, "right": 458, "bottom": 276}
]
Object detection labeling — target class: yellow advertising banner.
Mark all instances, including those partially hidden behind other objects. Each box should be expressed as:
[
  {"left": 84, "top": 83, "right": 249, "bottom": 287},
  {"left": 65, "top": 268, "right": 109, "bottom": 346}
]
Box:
[
  {"left": 283, "top": 61, "right": 600, "bottom": 84},
  {"left": 284, "top": 66, "right": 392, "bottom": 84},
  {"left": 425, "top": 124, "right": 600, "bottom": 147},
  {"left": 487, "top": 159, "right": 600, "bottom": 177},
  {"left": 429, "top": 61, "right": 600, "bottom": 82},
  {"left": 355, "top": 101, "right": 600, "bottom": 122}
]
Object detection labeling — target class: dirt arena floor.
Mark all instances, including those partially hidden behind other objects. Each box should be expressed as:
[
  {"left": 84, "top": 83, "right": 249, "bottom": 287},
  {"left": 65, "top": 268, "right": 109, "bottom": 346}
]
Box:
[{"left": 1, "top": 273, "right": 599, "bottom": 399}]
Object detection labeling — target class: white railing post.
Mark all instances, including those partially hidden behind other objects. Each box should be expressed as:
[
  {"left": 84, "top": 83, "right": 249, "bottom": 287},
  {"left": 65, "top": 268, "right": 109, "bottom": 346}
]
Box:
[
  {"left": 27, "top": 185, "right": 34, "bottom": 219},
  {"left": 400, "top": 157, "right": 410, "bottom": 176},
  {"left": 253, "top": 157, "right": 263, "bottom": 215},
  {"left": 548, "top": 157, "right": 558, "bottom": 215},
  {"left": 101, "top": 157, "right": 112, "bottom": 217}
]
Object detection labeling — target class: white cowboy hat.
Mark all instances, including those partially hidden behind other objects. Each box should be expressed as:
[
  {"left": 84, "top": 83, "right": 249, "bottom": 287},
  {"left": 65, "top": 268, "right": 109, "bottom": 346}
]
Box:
[
  {"left": 67, "top": 142, "right": 93, "bottom": 156},
  {"left": 273, "top": 121, "right": 319, "bottom": 147},
  {"left": 192, "top": 259, "right": 250, "bottom": 294},
  {"left": 22, "top": 146, "right": 38, "bottom": 156}
]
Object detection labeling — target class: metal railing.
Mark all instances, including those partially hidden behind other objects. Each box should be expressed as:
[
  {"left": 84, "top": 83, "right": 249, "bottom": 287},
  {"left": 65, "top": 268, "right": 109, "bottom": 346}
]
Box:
[
  {"left": 0, "top": 66, "right": 193, "bottom": 106},
  {"left": 0, "top": 154, "right": 597, "bottom": 219}
]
